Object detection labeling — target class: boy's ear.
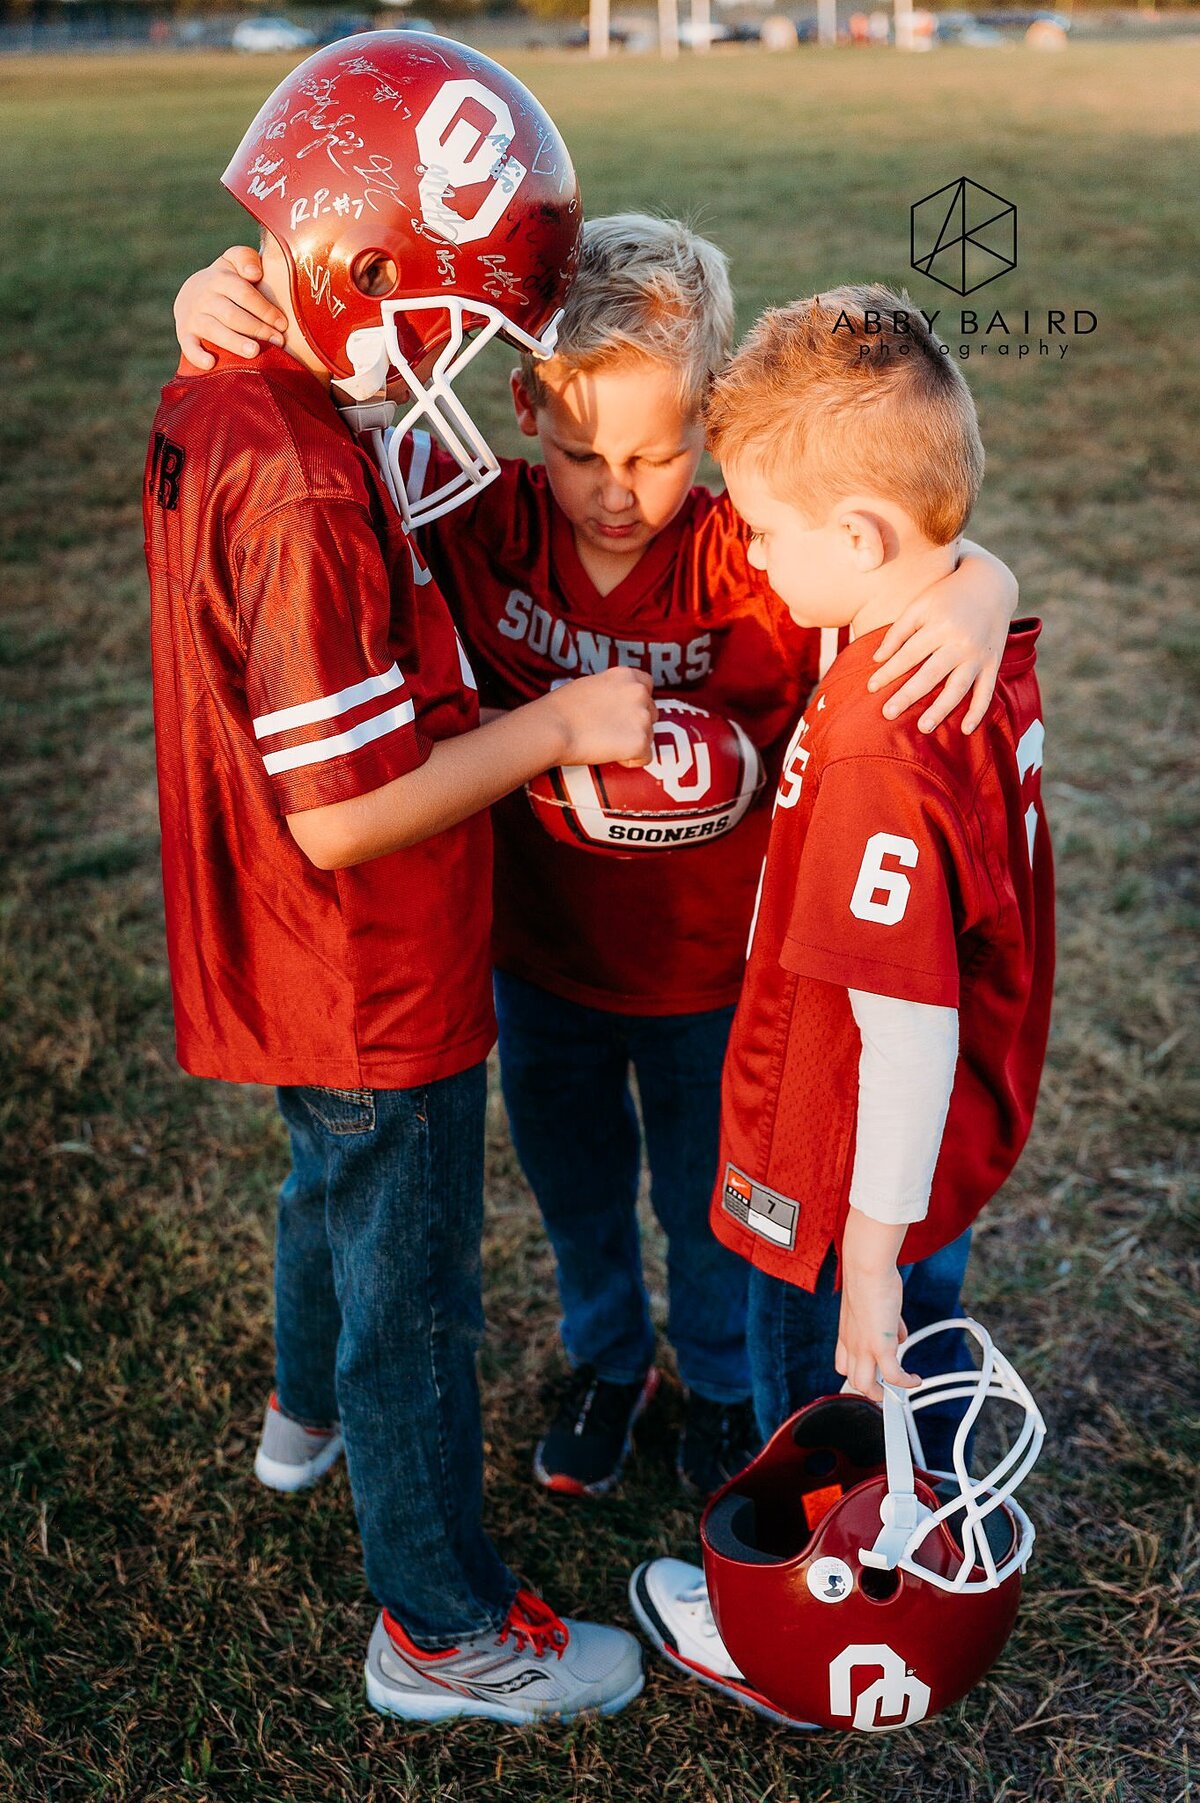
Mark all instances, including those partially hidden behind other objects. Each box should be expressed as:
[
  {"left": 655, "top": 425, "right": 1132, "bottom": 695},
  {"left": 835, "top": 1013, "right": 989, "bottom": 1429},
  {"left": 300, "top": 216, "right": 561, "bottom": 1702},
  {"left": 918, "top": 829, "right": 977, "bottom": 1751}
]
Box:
[
  {"left": 510, "top": 369, "right": 541, "bottom": 439},
  {"left": 838, "top": 508, "right": 889, "bottom": 572}
]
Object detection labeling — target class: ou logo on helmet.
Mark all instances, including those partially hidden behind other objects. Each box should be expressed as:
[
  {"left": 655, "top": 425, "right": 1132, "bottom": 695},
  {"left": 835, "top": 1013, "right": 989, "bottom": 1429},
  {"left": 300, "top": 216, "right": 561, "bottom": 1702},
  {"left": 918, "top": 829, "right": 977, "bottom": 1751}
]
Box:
[
  {"left": 828, "top": 1644, "right": 932, "bottom": 1732},
  {"left": 416, "top": 80, "right": 529, "bottom": 247},
  {"left": 646, "top": 720, "right": 712, "bottom": 803}
]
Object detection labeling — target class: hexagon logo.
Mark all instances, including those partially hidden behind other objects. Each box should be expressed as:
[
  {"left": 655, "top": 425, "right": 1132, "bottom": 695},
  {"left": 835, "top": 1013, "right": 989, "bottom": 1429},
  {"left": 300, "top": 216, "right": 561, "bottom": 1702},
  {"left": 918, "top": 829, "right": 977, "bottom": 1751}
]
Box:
[{"left": 910, "top": 177, "right": 1017, "bottom": 296}]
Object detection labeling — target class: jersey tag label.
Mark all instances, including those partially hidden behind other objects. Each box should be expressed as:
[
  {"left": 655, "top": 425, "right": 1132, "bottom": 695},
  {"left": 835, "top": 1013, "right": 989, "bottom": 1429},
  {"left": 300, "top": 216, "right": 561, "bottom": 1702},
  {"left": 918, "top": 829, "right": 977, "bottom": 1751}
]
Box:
[{"left": 721, "top": 1164, "right": 799, "bottom": 1250}]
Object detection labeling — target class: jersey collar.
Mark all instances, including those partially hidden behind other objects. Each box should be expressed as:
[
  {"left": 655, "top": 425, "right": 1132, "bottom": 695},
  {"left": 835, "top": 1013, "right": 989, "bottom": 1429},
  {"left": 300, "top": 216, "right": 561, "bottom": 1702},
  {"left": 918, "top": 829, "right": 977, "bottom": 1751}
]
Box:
[{"left": 548, "top": 489, "right": 695, "bottom": 618}]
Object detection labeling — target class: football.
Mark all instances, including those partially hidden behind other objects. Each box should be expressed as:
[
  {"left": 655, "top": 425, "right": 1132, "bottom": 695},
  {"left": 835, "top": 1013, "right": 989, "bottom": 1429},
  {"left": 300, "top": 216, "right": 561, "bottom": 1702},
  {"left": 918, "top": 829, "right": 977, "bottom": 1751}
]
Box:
[{"left": 526, "top": 698, "right": 765, "bottom": 856}]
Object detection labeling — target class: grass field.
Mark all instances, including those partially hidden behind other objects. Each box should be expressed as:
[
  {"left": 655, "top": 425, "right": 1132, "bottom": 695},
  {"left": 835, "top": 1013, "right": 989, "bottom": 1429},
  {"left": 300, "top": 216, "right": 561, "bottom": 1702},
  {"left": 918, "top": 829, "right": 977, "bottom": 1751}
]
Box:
[{"left": 2, "top": 39, "right": 1198, "bottom": 1803}]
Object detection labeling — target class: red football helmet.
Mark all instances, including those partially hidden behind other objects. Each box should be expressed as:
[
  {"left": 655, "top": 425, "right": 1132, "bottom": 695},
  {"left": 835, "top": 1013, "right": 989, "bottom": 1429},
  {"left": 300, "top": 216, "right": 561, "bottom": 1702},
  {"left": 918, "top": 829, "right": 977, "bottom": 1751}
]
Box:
[
  {"left": 222, "top": 33, "right": 581, "bottom": 526},
  {"left": 526, "top": 699, "right": 765, "bottom": 858},
  {"left": 702, "top": 1320, "right": 1045, "bottom": 1732}
]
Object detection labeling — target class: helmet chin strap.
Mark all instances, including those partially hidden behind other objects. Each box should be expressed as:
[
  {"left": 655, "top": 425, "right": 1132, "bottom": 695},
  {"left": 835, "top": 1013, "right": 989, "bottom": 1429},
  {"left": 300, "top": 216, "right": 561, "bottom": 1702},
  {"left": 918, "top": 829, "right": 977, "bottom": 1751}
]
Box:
[
  {"left": 861, "top": 1379, "right": 933, "bottom": 1572},
  {"left": 332, "top": 327, "right": 398, "bottom": 435}
]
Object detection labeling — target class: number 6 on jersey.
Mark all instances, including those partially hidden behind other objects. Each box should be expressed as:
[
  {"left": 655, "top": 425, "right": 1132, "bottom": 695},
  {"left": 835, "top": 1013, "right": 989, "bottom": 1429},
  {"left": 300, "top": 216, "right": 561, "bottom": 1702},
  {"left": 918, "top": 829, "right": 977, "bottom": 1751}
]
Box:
[{"left": 849, "top": 832, "right": 919, "bottom": 926}]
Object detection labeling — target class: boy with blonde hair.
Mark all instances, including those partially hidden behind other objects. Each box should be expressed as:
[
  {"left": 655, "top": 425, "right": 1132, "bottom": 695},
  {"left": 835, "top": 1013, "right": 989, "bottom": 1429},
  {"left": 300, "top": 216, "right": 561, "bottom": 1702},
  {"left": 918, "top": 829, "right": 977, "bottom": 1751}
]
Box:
[
  {"left": 176, "top": 235, "right": 1020, "bottom": 1503},
  {"left": 631, "top": 287, "right": 1054, "bottom": 1723}
]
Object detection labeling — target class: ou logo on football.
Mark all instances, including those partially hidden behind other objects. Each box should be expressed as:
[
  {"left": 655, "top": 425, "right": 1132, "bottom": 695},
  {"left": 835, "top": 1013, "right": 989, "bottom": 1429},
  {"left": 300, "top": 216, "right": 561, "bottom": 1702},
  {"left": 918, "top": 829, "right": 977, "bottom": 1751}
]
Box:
[
  {"left": 828, "top": 1644, "right": 932, "bottom": 1732},
  {"left": 647, "top": 720, "right": 712, "bottom": 803}
]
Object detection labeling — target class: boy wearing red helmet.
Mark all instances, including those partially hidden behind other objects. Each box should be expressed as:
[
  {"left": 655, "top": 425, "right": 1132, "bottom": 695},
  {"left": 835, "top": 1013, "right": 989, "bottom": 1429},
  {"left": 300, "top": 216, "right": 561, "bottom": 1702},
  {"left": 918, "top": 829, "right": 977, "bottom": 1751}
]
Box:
[
  {"left": 630, "top": 288, "right": 1054, "bottom": 1724},
  {"left": 145, "top": 35, "right": 654, "bottom": 1723},
  {"left": 175, "top": 216, "right": 1021, "bottom": 1504}
]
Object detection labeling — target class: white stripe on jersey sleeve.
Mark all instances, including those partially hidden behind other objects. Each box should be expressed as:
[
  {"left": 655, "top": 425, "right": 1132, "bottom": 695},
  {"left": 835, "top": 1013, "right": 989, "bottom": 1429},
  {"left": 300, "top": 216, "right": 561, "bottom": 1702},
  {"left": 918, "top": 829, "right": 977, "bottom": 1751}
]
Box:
[
  {"left": 261, "top": 698, "right": 417, "bottom": 775},
  {"left": 253, "top": 662, "right": 405, "bottom": 740}
]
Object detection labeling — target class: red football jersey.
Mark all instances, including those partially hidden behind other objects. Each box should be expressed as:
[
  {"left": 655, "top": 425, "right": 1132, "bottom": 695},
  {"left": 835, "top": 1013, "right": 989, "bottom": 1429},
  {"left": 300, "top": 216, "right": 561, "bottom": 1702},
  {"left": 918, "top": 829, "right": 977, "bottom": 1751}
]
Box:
[
  {"left": 711, "top": 621, "right": 1055, "bottom": 1288},
  {"left": 408, "top": 438, "right": 821, "bottom": 1014},
  {"left": 144, "top": 349, "right": 494, "bottom": 1089}
]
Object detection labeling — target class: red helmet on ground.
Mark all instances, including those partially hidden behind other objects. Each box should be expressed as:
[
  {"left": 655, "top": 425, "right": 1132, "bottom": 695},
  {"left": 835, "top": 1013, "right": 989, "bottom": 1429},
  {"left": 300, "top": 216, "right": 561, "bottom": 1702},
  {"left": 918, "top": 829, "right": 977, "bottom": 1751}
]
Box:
[
  {"left": 222, "top": 33, "right": 581, "bottom": 525},
  {"left": 702, "top": 1320, "right": 1045, "bottom": 1732}
]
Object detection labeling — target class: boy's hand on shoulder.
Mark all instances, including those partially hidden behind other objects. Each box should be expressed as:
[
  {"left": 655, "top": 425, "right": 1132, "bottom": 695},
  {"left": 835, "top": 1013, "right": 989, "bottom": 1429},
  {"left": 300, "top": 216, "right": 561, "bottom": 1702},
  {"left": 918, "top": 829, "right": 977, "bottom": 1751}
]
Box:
[
  {"left": 835, "top": 1209, "right": 920, "bottom": 1404},
  {"left": 867, "top": 540, "right": 1019, "bottom": 735},
  {"left": 544, "top": 668, "right": 657, "bottom": 770},
  {"left": 174, "top": 246, "right": 287, "bottom": 369}
]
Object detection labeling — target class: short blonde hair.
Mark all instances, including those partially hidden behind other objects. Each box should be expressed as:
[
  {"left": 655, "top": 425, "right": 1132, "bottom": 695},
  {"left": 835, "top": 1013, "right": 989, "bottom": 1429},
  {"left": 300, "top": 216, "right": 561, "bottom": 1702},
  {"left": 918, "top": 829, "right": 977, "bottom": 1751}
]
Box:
[
  {"left": 520, "top": 213, "right": 734, "bottom": 416},
  {"left": 705, "top": 284, "right": 984, "bottom": 544}
]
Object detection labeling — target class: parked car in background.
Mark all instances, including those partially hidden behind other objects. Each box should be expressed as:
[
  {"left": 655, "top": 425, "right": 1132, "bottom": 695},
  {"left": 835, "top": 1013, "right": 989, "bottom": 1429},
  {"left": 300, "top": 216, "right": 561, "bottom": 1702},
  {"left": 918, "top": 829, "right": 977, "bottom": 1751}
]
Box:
[
  {"left": 677, "top": 17, "right": 731, "bottom": 45},
  {"left": 317, "top": 11, "right": 376, "bottom": 43},
  {"left": 231, "top": 15, "right": 318, "bottom": 51},
  {"left": 564, "top": 21, "right": 635, "bottom": 47},
  {"left": 936, "top": 8, "right": 1069, "bottom": 42},
  {"left": 977, "top": 9, "right": 1070, "bottom": 30}
]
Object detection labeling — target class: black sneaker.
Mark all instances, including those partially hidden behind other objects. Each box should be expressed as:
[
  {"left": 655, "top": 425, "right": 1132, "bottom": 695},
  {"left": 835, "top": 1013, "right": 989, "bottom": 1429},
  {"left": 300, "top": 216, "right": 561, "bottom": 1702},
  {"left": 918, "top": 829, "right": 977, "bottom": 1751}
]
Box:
[
  {"left": 677, "top": 1393, "right": 760, "bottom": 1500},
  {"left": 534, "top": 1365, "right": 660, "bottom": 1497}
]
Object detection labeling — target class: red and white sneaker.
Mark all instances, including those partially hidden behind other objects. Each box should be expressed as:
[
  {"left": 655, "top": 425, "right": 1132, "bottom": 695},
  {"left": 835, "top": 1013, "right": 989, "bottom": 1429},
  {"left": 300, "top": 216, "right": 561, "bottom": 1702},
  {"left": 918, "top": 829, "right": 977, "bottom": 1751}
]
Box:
[
  {"left": 365, "top": 1588, "right": 644, "bottom": 1725},
  {"left": 253, "top": 1393, "right": 343, "bottom": 1493},
  {"left": 629, "top": 1559, "right": 818, "bottom": 1730}
]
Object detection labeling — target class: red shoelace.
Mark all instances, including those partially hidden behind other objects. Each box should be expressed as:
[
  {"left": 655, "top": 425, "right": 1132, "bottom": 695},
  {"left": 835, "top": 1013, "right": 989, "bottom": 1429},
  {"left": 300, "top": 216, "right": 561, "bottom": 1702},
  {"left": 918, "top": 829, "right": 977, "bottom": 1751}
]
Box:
[{"left": 498, "top": 1589, "right": 569, "bottom": 1660}]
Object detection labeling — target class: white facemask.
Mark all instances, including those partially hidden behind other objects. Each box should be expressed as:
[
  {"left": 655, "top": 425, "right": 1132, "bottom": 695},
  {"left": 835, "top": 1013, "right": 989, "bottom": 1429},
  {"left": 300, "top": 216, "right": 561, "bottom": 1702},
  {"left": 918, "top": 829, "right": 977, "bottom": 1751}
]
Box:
[{"left": 332, "top": 296, "right": 563, "bottom": 532}]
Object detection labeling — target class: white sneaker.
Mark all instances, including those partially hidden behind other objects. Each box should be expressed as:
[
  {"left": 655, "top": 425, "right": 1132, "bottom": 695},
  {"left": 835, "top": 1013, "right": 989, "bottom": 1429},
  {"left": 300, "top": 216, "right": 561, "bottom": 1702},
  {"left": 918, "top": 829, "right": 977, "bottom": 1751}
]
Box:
[
  {"left": 629, "top": 1559, "right": 818, "bottom": 1730},
  {"left": 253, "top": 1394, "right": 344, "bottom": 1493},
  {"left": 365, "top": 1588, "right": 644, "bottom": 1725}
]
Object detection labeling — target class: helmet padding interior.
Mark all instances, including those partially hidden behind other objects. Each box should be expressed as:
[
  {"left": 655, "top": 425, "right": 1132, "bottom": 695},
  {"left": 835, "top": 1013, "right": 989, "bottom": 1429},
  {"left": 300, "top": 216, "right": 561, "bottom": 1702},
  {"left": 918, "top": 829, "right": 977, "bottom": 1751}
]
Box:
[
  {"left": 791, "top": 1396, "right": 886, "bottom": 1467},
  {"left": 705, "top": 1397, "right": 888, "bottom": 1564},
  {"left": 704, "top": 1397, "right": 1020, "bottom": 1575},
  {"left": 932, "top": 1479, "right": 1018, "bottom": 1564},
  {"left": 704, "top": 1493, "right": 786, "bottom": 1565}
]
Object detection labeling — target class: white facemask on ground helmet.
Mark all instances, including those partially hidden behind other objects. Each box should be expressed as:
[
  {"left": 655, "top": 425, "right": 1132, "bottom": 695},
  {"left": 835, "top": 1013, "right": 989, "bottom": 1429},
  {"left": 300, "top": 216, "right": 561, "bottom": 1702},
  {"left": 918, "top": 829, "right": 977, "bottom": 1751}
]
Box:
[
  {"left": 702, "top": 1319, "right": 1046, "bottom": 1731},
  {"left": 222, "top": 32, "right": 581, "bottom": 527}
]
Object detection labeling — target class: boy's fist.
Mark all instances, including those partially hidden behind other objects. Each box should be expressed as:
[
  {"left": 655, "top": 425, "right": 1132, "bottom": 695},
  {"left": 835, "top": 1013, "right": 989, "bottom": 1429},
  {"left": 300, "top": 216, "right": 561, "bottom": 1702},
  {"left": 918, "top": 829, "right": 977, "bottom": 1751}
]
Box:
[{"left": 549, "top": 667, "right": 656, "bottom": 770}]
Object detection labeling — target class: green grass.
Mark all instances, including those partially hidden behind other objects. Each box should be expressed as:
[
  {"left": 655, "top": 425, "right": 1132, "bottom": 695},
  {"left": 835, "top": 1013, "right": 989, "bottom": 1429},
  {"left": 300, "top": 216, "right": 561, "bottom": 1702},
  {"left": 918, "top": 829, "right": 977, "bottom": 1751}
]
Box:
[{"left": 2, "top": 42, "right": 1198, "bottom": 1803}]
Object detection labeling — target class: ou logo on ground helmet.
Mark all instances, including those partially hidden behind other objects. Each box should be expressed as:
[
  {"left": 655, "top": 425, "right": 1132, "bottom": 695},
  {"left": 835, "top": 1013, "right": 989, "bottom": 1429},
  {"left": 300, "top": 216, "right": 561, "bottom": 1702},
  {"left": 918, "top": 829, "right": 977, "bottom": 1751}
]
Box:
[
  {"left": 828, "top": 1644, "right": 932, "bottom": 1732},
  {"left": 647, "top": 720, "right": 712, "bottom": 803},
  {"left": 416, "top": 80, "right": 529, "bottom": 246}
]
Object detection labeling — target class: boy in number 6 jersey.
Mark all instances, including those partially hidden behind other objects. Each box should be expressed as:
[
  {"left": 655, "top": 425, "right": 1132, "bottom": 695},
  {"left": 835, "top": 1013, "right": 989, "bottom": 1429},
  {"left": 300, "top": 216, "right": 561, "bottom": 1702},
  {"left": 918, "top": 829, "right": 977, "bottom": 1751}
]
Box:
[
  {"left": 630, "top": 288, "right": 1054, "bottom": 1723},
  {"left": 175, "top": 220, "right": 1021, "bottom": 1502}
]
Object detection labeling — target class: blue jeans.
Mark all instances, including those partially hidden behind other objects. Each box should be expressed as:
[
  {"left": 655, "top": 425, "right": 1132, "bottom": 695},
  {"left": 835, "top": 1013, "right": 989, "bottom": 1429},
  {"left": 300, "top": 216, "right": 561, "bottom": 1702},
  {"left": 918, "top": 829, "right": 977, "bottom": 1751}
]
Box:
[
  {"left": 273, "top": 1069, "right": 515, "bottom": 1648},
  {"left": 747, "top": 1229, "right": 975, "bottom": 1473},
  {"left": 494, "top": 970, "right": 750, "bottom": 1403}
]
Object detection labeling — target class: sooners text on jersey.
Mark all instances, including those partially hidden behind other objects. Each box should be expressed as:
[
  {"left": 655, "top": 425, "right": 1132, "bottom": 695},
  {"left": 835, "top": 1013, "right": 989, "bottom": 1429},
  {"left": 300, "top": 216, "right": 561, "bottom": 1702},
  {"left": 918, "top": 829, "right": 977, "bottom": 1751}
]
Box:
[{"left": 407, "top": 436, "right": 821, "bottom": 1015}]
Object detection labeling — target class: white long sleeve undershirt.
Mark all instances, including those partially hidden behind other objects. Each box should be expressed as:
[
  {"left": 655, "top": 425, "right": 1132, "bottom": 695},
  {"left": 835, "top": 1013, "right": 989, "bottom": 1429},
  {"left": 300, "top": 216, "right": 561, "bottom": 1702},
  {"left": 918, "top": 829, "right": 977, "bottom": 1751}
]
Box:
[{"left": 846, "top": 988, "right": 960, "bottom": 1227}]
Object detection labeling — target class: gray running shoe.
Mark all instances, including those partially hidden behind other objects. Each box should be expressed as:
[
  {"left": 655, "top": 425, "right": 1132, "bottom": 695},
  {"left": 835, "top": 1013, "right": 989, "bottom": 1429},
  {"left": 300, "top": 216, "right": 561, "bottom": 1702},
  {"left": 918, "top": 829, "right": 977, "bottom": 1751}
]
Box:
[
  {"left": 365, "top": 1588, "right": 644, "bottom": 1725},
  {"left": 253, "top": 1393, "right": 343, "bottom": 1493}
]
